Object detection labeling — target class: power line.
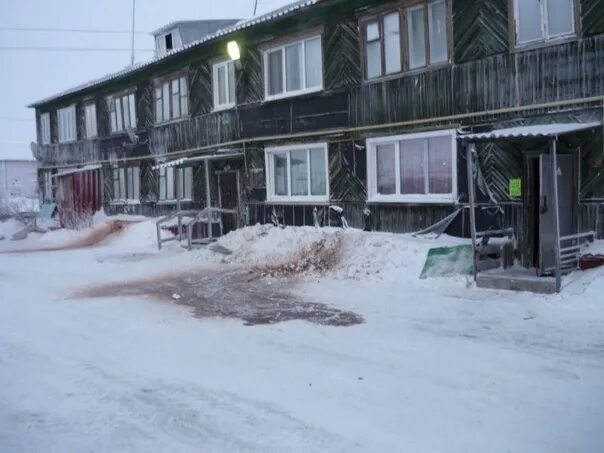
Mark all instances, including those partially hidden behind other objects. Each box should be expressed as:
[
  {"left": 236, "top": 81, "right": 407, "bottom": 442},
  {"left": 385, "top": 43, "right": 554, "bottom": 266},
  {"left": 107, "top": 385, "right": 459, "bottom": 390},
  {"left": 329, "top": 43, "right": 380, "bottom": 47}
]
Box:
[
  {"left": 0, "top": 46, "right": 154, "bottom": 52},
  {"left": 0, "top": 26, "right": 148, "bottom": 34}
]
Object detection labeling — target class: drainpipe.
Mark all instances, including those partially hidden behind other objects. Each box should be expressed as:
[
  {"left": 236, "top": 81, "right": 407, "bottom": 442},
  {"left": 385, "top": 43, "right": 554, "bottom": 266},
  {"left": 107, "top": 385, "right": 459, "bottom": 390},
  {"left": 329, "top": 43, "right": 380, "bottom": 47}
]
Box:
[
  {"left": 205, "top": 160, "right": 212, "bottom": 240},
  {"left": 550, "top": 139, "right": 562, "bottom": 293},
  {"left": 466, "top": 143, "right": 478, "bottom": 280}
]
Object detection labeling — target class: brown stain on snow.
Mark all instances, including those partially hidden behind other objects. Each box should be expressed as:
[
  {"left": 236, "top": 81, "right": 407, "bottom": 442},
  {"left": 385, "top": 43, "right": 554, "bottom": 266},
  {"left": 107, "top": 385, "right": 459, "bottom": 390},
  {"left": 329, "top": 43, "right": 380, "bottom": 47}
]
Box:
[
  {"left": 0, "top": 220, "right": 133, "bottom": 254},
  {"left": 72, "top": 268, "right": 363, "bottom": 327}
]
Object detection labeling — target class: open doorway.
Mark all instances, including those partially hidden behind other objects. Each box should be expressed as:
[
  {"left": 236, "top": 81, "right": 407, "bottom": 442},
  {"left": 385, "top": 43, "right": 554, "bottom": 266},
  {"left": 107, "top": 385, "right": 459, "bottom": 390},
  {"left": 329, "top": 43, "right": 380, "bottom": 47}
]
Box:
[
  {"left": 524, "top": 151, "right": 578, "bottom": 275},
  {"left": 217, "top": 170, "right": 240, "bottom": 235}
]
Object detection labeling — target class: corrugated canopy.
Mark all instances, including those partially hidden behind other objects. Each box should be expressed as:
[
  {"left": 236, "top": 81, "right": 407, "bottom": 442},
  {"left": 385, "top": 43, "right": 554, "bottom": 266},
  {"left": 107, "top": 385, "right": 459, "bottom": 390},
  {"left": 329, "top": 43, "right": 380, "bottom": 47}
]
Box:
[
  {"left": 152, "top": 151, "right": 243, "bottom": 170},
  {"left": 459, "top": 122, "right": 601, "bottom": 141}
]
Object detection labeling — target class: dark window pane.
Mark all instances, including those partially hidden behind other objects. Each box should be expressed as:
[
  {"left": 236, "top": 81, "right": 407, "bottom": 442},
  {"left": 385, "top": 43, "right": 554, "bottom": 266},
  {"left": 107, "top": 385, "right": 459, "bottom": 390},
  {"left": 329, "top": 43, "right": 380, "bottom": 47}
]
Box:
[
  {"left": 376, "top": 143, "right": 396, "bottom": 195},
  {"left": 427, "top": 136, "right": 452, "bottom": 194},
  {"left": 268, "top": 50, "right": 283, "bottom": 96},
  {"left": 290, "top": 149, "right": 308, "bottom": 195},
  {"left": 310, "top": 148, "right": 326, "bottom": 195},
  {"left": 400, "top": 138, "right": 426, "bottom": 194},
  {"left": 285, "top": 43, "right": 302, "bottom": 92},
  {"left": 274, "top": 153, "right": 288, "bottom": 195}
]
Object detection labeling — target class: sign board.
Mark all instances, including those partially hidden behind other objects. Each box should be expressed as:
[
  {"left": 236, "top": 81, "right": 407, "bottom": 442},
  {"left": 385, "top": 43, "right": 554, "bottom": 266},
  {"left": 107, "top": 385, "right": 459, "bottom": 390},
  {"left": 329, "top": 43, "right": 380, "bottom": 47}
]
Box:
[{"left": 509, "top": 178, "right": 522, "bottom": 198}]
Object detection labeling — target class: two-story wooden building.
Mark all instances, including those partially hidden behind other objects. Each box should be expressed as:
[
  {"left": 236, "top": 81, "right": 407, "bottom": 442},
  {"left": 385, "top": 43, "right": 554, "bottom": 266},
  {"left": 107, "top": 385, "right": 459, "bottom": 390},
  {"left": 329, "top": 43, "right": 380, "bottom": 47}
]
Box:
[{"left": 29, "top": 0, "right": 604, "bottom": 285}]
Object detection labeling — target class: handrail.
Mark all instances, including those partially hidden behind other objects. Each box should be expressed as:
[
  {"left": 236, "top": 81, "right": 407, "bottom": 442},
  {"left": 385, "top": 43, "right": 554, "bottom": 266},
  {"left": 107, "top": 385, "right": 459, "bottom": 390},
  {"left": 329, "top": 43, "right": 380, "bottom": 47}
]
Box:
[
  {"left": 156, "top": 209, "right": 200, "bottom": 250},
  {"left": 554, "top": 231, "right": 596, "bottom": 274},
  {"left": 560, "top": 231, "right": 595, "bottom": 242},
  {"left": 185, "top": 207, "right": 238, "bottom": 250}
]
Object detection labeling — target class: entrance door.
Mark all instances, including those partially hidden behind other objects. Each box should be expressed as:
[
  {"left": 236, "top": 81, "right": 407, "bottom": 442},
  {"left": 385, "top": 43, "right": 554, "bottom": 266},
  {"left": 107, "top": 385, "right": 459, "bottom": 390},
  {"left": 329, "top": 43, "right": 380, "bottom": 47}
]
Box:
[
  {"left": 538, "top": 153, "right": 576, "bottom": 275},
  {"left": 217, "top": 171, "right": 240, "bottom": 235}
]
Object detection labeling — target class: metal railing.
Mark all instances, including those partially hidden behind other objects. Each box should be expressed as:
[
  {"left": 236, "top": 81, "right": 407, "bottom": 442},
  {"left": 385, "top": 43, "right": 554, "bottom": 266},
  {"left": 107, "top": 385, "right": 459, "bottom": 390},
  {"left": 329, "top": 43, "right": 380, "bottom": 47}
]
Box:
[
  {"left": 558, "top": 231, "right": 596, "bottom": 273},
  {"left": 184, "top": 207, "right": 237, "bottom": 250},
  {"left": 155, "top": 209, "right": 200, "bottom": 250},
  {"left": 156, "top": 207, "right": 239, "bottom": 250}
]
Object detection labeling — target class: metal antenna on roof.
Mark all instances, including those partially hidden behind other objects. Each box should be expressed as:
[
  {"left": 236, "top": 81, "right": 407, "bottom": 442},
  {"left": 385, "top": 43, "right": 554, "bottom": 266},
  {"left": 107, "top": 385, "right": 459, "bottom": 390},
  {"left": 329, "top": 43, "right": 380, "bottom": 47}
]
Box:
[
  {"left": 130, "top": 0, "right": 136, "bottom": 65},
  {"left": 253, "top": 0, "right": 259, "bottom": 16}
]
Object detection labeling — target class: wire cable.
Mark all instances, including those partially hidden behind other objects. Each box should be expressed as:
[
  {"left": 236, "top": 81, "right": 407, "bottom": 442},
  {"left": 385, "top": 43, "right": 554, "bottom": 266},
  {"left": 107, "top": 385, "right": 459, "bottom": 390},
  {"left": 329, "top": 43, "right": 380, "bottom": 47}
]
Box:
[
  {"left": 0, "top": 46, "right": 154, "bottom": 52},
  {"left": 0, "top": 26, "right": 148, "bottom": 34}
]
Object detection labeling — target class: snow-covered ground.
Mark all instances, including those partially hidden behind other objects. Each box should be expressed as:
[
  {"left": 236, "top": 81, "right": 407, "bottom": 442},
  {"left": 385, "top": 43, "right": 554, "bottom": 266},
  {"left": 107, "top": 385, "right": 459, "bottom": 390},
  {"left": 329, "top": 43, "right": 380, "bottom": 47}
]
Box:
[{"left": 0, "top": 217, "right": 603, "bottom": 452}]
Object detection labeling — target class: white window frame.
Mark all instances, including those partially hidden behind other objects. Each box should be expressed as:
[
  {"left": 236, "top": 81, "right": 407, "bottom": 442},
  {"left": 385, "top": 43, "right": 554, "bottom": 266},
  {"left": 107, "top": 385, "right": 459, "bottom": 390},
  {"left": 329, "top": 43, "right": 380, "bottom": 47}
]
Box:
[
  {"left": 158, "top": 166, "right": 193, "bottom": 202},
  {"left": 212, "top": 60, "right": 236, "bottom": 111},
  {"left": 40, "top": 113, "right": 51, "bottom": 144},
  {"left": 265, "top": 143, "right": 329, "bottom": 203},
  {"left": 57, "top": 105, "right": 77, "bottom": 143},
  {"left": 84, "top": 103, "right": 97, "bottom": 139},
  {"left": 155, "top": 76, "right": 189, "bottom": 123},
  {"left": 513, "top": 0, "right": 576, "bottom": 47},
  {"left": 111, "top": 166, "right": 140, "bottom": 203},
  {"left": 108, "top": 93, "right": 137, "bottom": 133},
  {"left": 263, "top": 35, "right": 324, "bottom": 101},
  {"left": 366, "top": 129, "right": 457, "bottom": 204}
]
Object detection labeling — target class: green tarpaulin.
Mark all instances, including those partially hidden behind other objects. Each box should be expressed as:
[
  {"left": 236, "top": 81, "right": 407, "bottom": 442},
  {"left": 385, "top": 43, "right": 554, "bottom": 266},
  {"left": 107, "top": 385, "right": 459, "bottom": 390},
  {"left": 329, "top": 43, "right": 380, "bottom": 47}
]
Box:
[{"left": 420, "top": 245, "right": 474, "bottom": 279}]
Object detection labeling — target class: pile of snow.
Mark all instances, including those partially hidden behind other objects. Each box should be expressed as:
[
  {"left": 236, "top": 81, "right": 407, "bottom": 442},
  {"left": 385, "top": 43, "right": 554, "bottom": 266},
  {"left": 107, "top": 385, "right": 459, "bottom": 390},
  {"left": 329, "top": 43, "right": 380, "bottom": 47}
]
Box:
[
  {"left": 0, "top": 217, "right": 26, "bottom": 240},
  {"left": 0, "top": 211, "right": 153, "bottom": 252},
  {"left": 105, "top": 219, "right": 160, "bottom": 250},
  {"left": 193, "top": 224, "right": 471, "bottom": 283}
]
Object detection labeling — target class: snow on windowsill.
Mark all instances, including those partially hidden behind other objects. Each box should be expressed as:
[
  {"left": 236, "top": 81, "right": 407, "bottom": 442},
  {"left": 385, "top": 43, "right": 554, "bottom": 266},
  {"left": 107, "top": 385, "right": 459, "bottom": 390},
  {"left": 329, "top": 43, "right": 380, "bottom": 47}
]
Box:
[
  {"left": 367, "top": 194, "right": 457, "bottom": 205},
  {"left": 110, "top": 199, "right": 141, "bottom": 206},
  {"left": 157, "top": 199, "right": 193, "bottom": 205}
]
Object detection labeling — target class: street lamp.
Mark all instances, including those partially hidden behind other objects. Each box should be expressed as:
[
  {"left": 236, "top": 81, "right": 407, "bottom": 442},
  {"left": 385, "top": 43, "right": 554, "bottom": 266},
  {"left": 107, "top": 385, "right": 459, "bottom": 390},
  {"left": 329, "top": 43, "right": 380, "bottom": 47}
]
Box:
[{"left": 227, "top": 41, "right": 240, "bottom": 61}]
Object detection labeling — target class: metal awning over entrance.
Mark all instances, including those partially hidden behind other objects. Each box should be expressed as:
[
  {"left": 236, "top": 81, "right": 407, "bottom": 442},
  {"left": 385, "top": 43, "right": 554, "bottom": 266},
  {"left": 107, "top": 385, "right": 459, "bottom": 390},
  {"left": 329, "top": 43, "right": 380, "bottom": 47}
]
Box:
[
  {"left": 462, "top": 121, "right": 601, "bottom": 293},
  {"left": 152, "top": 151, "right": 243, "bottom": 170},
  {"left": 459, "top": 122, "right": 601, "bottom": 141}
]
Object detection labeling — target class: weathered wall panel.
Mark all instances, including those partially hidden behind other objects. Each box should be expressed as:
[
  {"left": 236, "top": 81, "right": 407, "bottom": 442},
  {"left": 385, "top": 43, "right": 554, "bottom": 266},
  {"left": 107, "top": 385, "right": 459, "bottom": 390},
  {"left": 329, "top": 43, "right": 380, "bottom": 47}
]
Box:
[
  {"left": 329, "top": 141, "right": 367, "bottom": 201},
  {"left": 582, "top": 0, "right": 604, "bottom": 37},
  {"left": 453, "top": 0, "right": 509, "bottom": 63},
  {"left": 189, "top": 59, "right": 213, "bottom": 116},
  {"left": 238, "top": 48, "right": 264, "bottom": 105},
  {"left": 324, "top": 19, "right": 362, "bottom": 90}
]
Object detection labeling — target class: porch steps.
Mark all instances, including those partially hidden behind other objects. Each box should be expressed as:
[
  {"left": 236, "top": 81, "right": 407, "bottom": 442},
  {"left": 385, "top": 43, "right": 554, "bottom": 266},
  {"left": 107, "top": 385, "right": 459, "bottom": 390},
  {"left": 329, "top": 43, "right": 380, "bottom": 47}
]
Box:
[{"left": 476, "top": 268, "right": 557, "bottom": 294}]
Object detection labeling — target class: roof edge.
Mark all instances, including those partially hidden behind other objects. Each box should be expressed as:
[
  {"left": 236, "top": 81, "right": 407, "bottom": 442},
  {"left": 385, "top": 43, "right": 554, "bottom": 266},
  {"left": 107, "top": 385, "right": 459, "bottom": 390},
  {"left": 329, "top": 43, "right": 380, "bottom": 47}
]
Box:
[{"left": 28, "top": 0, "right": 321, "bottom": 109}]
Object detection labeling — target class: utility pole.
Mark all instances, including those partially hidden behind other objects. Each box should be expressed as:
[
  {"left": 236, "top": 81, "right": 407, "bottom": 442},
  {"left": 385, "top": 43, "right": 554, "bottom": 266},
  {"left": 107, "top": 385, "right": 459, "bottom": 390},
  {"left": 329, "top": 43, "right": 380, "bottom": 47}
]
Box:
[
  {"left": 253, "top": 0, "right": 259, "bottom": 17},
  {"left": 130, "top": 0, "right": 136, "bottom": 65}
]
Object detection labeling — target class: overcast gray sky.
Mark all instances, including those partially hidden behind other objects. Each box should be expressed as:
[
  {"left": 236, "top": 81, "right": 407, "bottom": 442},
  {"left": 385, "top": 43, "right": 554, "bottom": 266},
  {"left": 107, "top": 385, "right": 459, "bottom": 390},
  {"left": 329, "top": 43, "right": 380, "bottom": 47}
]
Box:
[{"left": 0, "top": 0, "right": 292, "bottom": 160}]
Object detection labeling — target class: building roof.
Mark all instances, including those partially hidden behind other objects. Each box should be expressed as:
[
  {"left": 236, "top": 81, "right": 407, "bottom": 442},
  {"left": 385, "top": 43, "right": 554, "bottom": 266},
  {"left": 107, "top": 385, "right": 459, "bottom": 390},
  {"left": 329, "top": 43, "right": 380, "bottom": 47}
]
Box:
[
  {"left": 150, "top": 19, "right": 240, "bottom": 37},
  {"left": 459, "top": 122, "right": 602, "bottom": 141},
  {"left": 28, "top": 0, "right": 321, "bottom": 108}
]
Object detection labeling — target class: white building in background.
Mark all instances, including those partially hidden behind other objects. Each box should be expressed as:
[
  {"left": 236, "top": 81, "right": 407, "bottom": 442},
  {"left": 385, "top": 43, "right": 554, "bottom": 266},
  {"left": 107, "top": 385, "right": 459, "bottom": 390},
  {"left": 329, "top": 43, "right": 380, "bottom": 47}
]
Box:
[{"left": 0, "top": 158, "right": 39, "bottom": 216}]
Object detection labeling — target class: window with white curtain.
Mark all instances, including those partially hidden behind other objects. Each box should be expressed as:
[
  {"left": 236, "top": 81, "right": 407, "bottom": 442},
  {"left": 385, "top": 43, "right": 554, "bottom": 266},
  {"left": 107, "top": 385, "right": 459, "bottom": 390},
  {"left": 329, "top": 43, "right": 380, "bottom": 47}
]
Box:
[
  {"left": 159, "top": 166, "right": 193, "bottom": 201},
  {"left": 112, "top": 167, "right": 140, "bottom": 202},
  {"left": 264, "top": 35, "right": 323, "bottom": 100},
  {"left": 108, "top": 92, "right": 137, "bottom": 133},
  {"left": 514, "top": 0, "right": 575, "bottom": 46},
  {"left": 155, "top": 75, "right": 188, "bottom": 123},
  {"left": 57, "top": 105, "right": 76, "bottom": 143},
  {"left": 367, "top": 130, "right": 457, "bottom": 203},
  {"left": 40, "top": 113, "right": 51, "bottom": 144},
  {"left": 265, "top": 143, "right": 328, "bottom": 202},
  {"left": 213, "top": 60, "right": 236, "bottom": 110},
  {"left": 84, "top": 103, "right": 97, "bottom": 138},
  {"left": 363, "top": 1, "right": 448, "bottom": 79}
]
